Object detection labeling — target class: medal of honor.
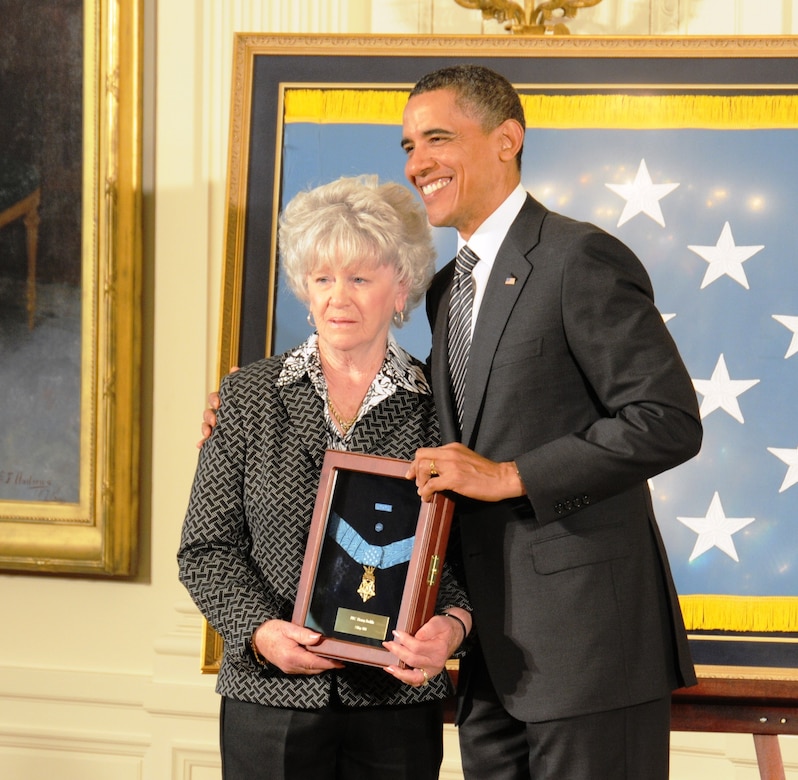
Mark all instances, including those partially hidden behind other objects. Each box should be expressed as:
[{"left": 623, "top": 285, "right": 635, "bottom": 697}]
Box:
[{"left": 329, "top": 511, "right": 414, "bottom": 603}]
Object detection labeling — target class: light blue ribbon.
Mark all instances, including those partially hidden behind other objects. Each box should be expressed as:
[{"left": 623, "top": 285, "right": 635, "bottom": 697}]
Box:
[{"left": 329, "top": 511, "right": 415, "bottom": 569}]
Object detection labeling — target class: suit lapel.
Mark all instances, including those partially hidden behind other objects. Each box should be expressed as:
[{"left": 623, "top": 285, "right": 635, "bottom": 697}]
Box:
[
  {"left": 279, "top": 380, "right": 327, "bottom": 470},
  {"left": 348, "top": 389, "right": 420, "bottom": 456},
  {"left": 461, "top": 197, "right": 545, "bottom": 445},
  {"left": 280, "top": 373, "right": 428, "bottom": 462},
  {"left": 430, "top": 264, "right": 460, "bottom": 444}
]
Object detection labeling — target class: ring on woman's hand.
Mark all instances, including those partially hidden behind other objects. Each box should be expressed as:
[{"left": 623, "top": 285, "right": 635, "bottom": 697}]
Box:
[
  {"left": 420, "top": 668, "right": 429, "bottom": 686},
  {"left": 429, "top": 460, "right": 438, "bottom": 477}
]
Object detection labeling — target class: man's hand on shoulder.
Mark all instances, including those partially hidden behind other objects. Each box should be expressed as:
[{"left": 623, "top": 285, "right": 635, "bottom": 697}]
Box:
[{"left": 195, "top": 366, "right": 238, "bottom": 448}]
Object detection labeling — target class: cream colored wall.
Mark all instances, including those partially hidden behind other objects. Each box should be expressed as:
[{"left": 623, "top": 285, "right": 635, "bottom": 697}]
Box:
[{"left": 0, "top": 1, "right": 796, "bottom": 778}]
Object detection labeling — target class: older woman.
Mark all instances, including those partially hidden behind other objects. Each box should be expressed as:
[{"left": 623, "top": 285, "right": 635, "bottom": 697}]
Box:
[{"left": 178, "top": 175, "right": 471, "bottom": 780}]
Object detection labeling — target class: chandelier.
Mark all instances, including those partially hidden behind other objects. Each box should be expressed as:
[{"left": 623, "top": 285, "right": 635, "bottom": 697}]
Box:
[{"left": 454, "top": 0, "right": 604, "bottom": 35}]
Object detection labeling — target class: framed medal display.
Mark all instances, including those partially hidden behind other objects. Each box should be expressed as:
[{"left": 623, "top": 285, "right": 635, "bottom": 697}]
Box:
[{"left": 292, "top": 450, "right": 455, "bottom": 668}]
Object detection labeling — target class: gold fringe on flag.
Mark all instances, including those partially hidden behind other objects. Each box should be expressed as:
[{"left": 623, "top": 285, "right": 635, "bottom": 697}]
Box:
[
  {"left": 284, "top": 89, "right": 798, "bottom": 129},
  {"left": 284, "top": 89, "right": 408, "bottom": 125},
  {"left": 519, "top": 94, "right": 798, "bottom": 129},
  {"left": 680, "top": 595, "right": 798, "bottom": 633}
]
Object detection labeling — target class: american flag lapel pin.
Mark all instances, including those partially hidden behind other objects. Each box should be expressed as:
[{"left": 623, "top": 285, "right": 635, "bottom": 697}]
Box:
[{"left": 505, "top": 274, "right": 517, "bottom": 285}]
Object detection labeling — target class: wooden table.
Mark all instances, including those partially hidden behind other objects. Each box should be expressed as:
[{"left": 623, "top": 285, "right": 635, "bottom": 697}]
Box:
[{"left": 671, "top": 677, "right": 797, "bottom": 780}]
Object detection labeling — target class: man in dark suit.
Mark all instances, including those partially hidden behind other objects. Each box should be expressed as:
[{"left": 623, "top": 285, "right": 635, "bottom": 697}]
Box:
[{"left": 398, "top": 65, "right": 703, "bottom": 779}]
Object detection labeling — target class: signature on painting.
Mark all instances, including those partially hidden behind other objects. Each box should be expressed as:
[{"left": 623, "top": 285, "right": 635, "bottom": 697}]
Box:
[{"left": 0, "top": 469, "right": 63, "bottom": 502}]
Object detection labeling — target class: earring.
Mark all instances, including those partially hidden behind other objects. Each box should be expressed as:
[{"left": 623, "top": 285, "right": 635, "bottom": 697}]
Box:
[
  {"left": 307, "top": 311, "right": 316, "bottom": 328},
  {"left": 392, "top": 310, "right": 405, "bottom": 327}
]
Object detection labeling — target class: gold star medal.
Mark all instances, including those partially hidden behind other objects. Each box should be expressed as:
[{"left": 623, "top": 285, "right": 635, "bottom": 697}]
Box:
[{"left": 357, "top": 565, "right": 376, "bottom": 602}]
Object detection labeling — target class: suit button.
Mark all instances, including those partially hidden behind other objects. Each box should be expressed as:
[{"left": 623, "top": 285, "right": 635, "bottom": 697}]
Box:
[
  {"left": 583, "top": 495, "right": 590, "bottom": 505},
  {"left": 564, "top": 500, "right": 572, "bottom": 510},
  {"left": 574, "top": 497, "right": 582, "bottom": 508},
  {"left": 554, "top": 503, "right": 563, "bottom": 514}
]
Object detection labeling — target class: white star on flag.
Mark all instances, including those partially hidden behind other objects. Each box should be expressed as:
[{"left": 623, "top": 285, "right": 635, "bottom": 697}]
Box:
[
  {"left": 692, "top": 354, "right": 760, "bottom": 423},
  {"left": 767, "top": 445, "right": 798, "bottom": 493},
  {"left": 677, "top": 492, "right": 756, "bottom": 562},
  {"left": 772, "top": 314, "right": 798, "bottom": 359},
  {"left": 687, "top": 221, "right": 764, "bottom": 290},
  {"left": 605, "top": 158, "right": 679, "bottom": 227}
]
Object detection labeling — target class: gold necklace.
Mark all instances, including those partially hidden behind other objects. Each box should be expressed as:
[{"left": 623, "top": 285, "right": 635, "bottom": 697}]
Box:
[{"left": 328, "top": 396, "right": 359, "bottom": 434}]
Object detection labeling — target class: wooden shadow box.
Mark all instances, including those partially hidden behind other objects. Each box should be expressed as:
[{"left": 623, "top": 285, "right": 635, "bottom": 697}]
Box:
[{"left": 292, "top": 450, "right": 454, "bottom": 668}]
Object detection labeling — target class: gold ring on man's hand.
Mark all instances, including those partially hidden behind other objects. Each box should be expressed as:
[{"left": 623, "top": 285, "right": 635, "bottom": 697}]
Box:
[
  {"left": 429, "top": 460, "right": 438, "bottom": 476},
  {"left": 420, "top": 668, "right": 429, "bottom": 686}
]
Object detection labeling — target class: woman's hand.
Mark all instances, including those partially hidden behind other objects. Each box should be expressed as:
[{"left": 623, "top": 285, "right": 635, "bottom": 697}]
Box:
[
  {"left": 252, "top": 619, "right": 344, "bottom": 675},
  {"left": 382, "top": 608, "right": 471, "bottom": 688}
]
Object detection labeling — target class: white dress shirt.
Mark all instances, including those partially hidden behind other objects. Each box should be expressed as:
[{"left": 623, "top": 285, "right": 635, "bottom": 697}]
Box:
[{"left": 457, "top": 183, "right": 527, "bottom": 336}]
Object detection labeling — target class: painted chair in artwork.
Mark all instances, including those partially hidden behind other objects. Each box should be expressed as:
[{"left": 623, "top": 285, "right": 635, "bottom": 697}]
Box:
[{"left": 0, "top": 159, "right": 41, "bottom": 329}]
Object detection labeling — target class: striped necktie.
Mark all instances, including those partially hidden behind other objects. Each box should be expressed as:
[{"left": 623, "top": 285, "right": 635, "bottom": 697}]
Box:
[{"left": 448, "top": 245, "right": 480, "bottom": 429}]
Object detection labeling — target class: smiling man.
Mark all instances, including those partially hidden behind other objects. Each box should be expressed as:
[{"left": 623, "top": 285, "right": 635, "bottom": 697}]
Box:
[
  {"left": 401, "top": 65, "right": 703, "bottom": 780},
  {"left": 401, "top": 83, "right": 525, "bottom": 241}
]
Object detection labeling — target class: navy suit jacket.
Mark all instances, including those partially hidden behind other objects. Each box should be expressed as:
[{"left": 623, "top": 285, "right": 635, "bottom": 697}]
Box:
[{"left": 427, "top": 194, "right": 702, "bottom": 723}]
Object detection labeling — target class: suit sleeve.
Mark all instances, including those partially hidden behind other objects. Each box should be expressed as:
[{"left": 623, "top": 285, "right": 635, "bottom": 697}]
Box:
[{"left": 517, "top": 228, "right": 702, "bottom": 525}]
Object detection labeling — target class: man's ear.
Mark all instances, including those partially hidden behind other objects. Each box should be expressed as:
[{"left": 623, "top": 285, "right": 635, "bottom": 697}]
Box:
[{"left": 497, "top": 118, "right": 525, "bottom": 162}]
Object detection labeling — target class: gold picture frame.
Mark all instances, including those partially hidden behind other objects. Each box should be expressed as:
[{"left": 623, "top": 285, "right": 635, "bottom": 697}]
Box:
[
  {"left": 0, "top": 0, "right": 142, "bottom": 575},
  {"left": 202, "top": 33, "right": 798, "bottom": 677}
]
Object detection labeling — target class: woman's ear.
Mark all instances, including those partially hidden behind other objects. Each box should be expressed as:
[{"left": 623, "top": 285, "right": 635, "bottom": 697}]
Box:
[{"left": 394, "top": 283, "right": 409, "bottom": 316}]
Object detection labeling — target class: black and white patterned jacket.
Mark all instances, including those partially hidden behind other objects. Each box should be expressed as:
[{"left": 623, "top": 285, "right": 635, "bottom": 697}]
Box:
[{"left": 178, "top": 338, "right": 470, "bottom": 709}]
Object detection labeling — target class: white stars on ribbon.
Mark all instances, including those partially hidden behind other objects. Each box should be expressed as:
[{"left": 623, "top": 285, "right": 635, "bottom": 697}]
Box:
[
  {"left": 687, "top": 221, "right": 764, "bottom": 290},
  {"left": 692, "top": 354, "right": 759, "bottom": 423},
  {"left": 605, "top": 159, "right": 679, "bottom": 227},
  {"left": 772, "top": 315, "right": 798, "bottom": 359},
  {"left": 677, "top": 492, "right": 755, "bottom": 562},
  {"left": 767, "top": 444, "right": 798, "bottom": 493}
]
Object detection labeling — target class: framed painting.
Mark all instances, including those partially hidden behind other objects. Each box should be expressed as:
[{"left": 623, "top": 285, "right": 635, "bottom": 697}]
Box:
[
  {"left": 0, "top": 0, "right": 142, "bottom": 575},
  {"left": 203, "top": 34, "right": 798, "bottom": 681}
]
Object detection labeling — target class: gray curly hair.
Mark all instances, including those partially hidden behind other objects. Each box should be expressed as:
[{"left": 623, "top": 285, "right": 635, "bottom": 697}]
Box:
[{"left": 278, "top": 175, "right": 436, "bottom": 324}]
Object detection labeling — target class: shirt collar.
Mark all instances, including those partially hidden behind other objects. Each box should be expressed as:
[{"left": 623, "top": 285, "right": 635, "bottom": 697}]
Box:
[
  {"left": 277, "top": 332, "right": 430, "bottom": 397},
  {"left": 457, "top": 183, "right": 527, "bottom": 265}
]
